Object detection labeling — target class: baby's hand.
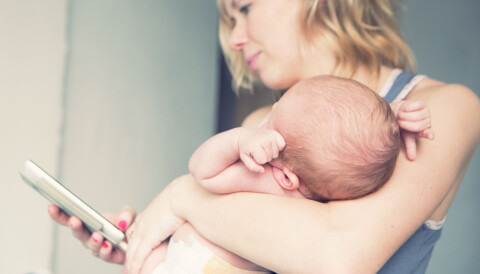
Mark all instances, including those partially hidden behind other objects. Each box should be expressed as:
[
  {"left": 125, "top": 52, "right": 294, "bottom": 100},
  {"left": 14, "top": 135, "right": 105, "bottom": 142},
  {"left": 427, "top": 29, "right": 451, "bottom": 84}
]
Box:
[
  {"left": 238, "top": 128, "right": 286, "bottom": 173},
  {"left": 396, "top": 101, "right": 434, "bottom": 160}
]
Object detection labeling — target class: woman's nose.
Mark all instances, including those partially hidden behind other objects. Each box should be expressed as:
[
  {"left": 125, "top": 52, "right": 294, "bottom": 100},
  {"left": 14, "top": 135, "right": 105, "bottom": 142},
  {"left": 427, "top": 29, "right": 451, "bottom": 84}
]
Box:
[{"left": 228, "top": 23, "right": 248, "bottom": 51}]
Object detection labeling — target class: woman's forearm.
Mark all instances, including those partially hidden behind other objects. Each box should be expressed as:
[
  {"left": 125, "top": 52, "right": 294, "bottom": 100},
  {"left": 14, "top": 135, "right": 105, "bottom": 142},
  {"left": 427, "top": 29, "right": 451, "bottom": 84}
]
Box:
[
  {"left": 172, "top": 120, "right": 479, "bottom": 274},
  {"left": 171, "top": 173, "right": 434, "bottom": 273},
  {"left": 170, "top": 84, "right": 480, "bottom": 273},
  {"left": 172, "top": 174, "right": 376, "bottom": 273}
]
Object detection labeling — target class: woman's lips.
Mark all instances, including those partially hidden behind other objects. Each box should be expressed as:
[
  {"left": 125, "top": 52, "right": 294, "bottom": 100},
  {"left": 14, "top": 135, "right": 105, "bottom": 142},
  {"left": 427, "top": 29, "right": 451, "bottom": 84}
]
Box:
[{"left": 246, "top": 52, "right": 261, "bottom": 71}]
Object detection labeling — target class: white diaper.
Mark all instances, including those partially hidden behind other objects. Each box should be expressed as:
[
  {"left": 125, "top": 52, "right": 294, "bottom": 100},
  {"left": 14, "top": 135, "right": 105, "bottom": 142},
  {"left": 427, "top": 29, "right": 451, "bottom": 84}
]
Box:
[
  {"left": 152, "top": 235, "right": 271, "bottom": 274},
  {"left": 152, "top": 235, "right": 214, "bottom": 274}
]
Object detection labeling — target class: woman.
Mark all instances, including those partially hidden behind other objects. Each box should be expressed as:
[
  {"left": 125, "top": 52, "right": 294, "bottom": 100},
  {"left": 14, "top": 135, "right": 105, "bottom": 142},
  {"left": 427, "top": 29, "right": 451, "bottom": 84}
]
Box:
[{"left": 50, "top": 0, "right": 480, "bottom": 273}]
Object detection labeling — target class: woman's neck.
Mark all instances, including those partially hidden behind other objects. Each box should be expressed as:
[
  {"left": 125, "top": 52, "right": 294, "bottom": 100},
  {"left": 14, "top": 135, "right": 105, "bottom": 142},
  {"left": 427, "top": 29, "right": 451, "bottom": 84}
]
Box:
[{"left": 350, "top": 65, "right": 394, "bottom": 94}]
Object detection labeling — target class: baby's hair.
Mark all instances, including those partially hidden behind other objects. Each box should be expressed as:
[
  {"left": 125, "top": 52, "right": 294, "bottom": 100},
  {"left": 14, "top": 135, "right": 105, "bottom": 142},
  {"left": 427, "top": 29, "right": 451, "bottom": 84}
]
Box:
[
  {"left": 217, "top": 0, "right": 414, "bottom": 91},
  {"left": 278, "top": 76, "right": 400, "bottom": 201}
]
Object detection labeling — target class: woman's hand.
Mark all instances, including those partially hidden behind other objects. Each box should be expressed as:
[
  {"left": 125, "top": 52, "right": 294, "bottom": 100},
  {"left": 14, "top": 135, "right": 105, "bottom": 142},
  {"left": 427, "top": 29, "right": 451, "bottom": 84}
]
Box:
[
  {"left": 124, "top": 174, "right": 188, "bottom": 274},
  {"left": 47, "top": 204, "right": 135, "bottom": 264}
]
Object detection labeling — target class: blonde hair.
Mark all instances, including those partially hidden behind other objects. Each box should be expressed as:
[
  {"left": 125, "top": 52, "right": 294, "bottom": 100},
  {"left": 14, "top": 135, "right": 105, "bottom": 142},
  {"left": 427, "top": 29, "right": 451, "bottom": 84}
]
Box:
[
  {"left": 278, "top": 76, "right": 400, "bottom": 201},
  {"left": 217, "top": 0, "right": 415, "bottom": 91}
]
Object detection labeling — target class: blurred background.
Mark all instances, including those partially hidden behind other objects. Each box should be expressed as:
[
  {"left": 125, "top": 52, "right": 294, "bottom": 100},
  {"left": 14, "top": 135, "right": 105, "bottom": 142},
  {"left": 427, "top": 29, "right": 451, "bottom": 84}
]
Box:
[{"left": 0, "top": 0, "right": 478, "bottom": 273}]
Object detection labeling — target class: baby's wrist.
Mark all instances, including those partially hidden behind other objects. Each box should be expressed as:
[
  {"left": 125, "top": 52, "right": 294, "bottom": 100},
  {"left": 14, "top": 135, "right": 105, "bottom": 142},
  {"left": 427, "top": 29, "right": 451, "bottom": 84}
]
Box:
[{"left": 390, "top": 101, "right": 402, "bottom": 116}]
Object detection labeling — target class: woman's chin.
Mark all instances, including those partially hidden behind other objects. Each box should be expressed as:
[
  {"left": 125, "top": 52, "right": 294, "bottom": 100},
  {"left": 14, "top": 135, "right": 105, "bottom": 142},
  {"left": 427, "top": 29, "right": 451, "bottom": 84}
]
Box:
[{"left": 260, "top": 75, "right": 295, "bottom": 90}]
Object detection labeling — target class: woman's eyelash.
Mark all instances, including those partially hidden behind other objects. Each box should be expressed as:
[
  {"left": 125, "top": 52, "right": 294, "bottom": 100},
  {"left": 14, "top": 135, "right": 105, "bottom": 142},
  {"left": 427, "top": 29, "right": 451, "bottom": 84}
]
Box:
[{"left": 239, "top": 4, "right": 250, "bottom": 14}]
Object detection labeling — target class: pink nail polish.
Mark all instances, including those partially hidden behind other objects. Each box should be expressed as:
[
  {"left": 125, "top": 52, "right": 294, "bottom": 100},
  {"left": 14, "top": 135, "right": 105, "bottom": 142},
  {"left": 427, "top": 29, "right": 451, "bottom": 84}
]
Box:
[
  {"left": 117, "top": 220, "right": 127, "bottom": 231},
  {"left": 103, "top": 242, "right": 109, "bottom": 248},
  {"left": 92, "top": 236, "right": 98, "bottom": 243}
]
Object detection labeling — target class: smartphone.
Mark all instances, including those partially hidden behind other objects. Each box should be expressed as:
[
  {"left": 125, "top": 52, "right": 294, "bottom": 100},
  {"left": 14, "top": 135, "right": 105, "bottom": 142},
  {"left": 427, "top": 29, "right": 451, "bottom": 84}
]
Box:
[{"left": 20, "top": 160, "right": 128, "bottom": 252}]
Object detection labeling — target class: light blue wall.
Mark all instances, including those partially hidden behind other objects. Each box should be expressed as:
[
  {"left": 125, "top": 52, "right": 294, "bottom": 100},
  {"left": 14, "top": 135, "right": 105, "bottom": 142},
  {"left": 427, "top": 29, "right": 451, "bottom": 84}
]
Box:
[
  {"left": 401, "top": 0, "right": 480, "bottom": 273},
  {"left": 54, "top": 1, "right": 218, "bottom": 273}
]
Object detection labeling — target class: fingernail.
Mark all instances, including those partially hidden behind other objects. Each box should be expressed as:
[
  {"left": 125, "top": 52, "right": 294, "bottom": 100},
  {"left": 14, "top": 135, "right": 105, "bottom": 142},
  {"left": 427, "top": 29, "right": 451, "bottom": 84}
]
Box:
[
  {"left": 117, "top": 220, "right": 127, "bottom": 231},
  {"left": 92, "top": 236, "right": 98, "bottom": 243},
  {"left": 103, "top": 242, "right": 109, "bottom": 248},
  {"left": 68, "top": 218, "right": 74, "bottom": 227}
]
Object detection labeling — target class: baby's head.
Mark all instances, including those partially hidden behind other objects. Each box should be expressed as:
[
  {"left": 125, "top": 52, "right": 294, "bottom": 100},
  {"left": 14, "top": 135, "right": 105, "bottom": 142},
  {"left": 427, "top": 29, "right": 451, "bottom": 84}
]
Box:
[{"left": 268, "top": 75, "right": 400, "bottom": 202}]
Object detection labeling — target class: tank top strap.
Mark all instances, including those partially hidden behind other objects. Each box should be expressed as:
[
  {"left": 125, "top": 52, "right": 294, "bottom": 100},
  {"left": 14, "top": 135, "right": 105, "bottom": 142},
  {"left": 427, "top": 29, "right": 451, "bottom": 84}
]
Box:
[{"left": 380, "top": 68, "right": 426, "bottom": 103}]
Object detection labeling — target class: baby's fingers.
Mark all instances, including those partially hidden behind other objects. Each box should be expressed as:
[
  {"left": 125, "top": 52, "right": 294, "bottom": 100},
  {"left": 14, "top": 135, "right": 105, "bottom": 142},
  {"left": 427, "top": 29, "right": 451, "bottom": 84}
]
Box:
[
  {"left": 275, "top": 131, "right": 286, "bottom": 151},
  {"left": 398, "top": 118, "right": 431, "bottom": 133},
  {"left": 420, "top": 128, "right": 435, "bottom": 140},
  {"left": 402, "top": 132, "right": 417, "bottom": 161},
  {"left": 397, "top": 108, "right": 430, "bottom": 122},
  {"left": 399, "top": 101, "right": 426, "bottom": 112},
  {"left": 240, "top": 153, "right": 265, "bottom": 173},
  {"left": 269, "top": 132, "right": 285, "bottom": 159}
]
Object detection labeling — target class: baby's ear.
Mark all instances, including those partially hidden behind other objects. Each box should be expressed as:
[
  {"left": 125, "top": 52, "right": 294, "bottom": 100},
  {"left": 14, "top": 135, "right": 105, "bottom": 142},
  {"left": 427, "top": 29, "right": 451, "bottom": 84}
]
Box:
[{"left": 272, "top": 166, "right": 299, "bottom": 190}]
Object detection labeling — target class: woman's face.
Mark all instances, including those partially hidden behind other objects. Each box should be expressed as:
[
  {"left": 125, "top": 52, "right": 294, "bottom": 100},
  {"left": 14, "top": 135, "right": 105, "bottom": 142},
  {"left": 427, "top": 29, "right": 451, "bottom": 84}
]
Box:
[{"left": 225, "top": 0, "right": 326, "bottom": 89}]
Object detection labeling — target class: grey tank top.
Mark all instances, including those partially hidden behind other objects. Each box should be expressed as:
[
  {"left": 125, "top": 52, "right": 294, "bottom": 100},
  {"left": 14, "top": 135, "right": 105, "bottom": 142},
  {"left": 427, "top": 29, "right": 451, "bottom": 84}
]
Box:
[{"left": 378, "top": 69, "right": 443, "bottom": 274}]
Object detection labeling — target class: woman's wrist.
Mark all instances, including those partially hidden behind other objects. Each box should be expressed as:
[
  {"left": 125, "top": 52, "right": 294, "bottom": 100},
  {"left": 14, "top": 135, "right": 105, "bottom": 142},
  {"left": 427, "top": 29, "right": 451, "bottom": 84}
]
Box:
[{"left": 169, "top": 173, "right": 206, "bottom": 222}]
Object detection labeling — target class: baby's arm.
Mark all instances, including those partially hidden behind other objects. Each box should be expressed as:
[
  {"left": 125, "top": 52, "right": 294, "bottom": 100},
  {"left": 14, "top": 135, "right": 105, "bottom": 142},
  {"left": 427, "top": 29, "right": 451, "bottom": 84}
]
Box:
[
  {"left": 390, "top": 100, "right": 434, "bottom": 160},
  {"left": 189, "top": 127, "right": 285, "bottom": 193}
]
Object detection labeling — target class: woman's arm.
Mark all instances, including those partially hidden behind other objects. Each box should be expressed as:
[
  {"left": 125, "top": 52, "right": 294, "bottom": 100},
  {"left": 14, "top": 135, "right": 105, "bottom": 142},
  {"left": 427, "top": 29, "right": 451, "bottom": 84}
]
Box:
[
  {"left": 126, "top": 84, "right": 480, "bottom": 273},
  {"left": 173, "top": 84, "right": 480, "bottom": 273}
]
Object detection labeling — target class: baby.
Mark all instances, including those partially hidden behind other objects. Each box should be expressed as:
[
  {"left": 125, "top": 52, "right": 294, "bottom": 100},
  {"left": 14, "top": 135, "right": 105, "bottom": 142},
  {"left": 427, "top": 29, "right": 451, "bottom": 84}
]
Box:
[{"left": 145, "top": 75, "right": 433, "bottom": 273}]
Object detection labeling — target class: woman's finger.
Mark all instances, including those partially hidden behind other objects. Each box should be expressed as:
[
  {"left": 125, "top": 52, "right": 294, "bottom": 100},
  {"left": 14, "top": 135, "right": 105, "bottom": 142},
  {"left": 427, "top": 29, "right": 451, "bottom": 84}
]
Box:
[
  {"left": 86, "top": 231, "right": 104, "bottom": 255},
  {"left": 99, "top": 241, "right": 126, "bottom": 264},
  {"left": 116, "top": 206, "right": 136, "bottom": 231},
  {"left": 68, "top": 216, "right": 92, "bottom": 243},
  {"left": 47, "top": 204, "right": 70, "bottom": 226},
  {"left": 103, "top": 206, "right": 136, "bottom": 232},
  {"left": 127, "top": 235, "right": 157, "bottom": 274},
  {"left": 140, "top": 241, "right": 169, "bottom": 274},
  {"left": 99, "top": 240, "right": 114, "bottom": 261}
]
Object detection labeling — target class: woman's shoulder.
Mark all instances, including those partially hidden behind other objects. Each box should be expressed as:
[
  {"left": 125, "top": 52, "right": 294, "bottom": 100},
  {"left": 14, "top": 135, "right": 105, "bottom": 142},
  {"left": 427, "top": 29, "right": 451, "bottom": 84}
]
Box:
[
  {"left": 410, "top": 77, "right": 478, "bottom": 104},
  {"left": 410, "top": 76, "right": 480, "bottom": 139},
  {"left": 242, "top": 105, "right": 273, "bottom": 127}
]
